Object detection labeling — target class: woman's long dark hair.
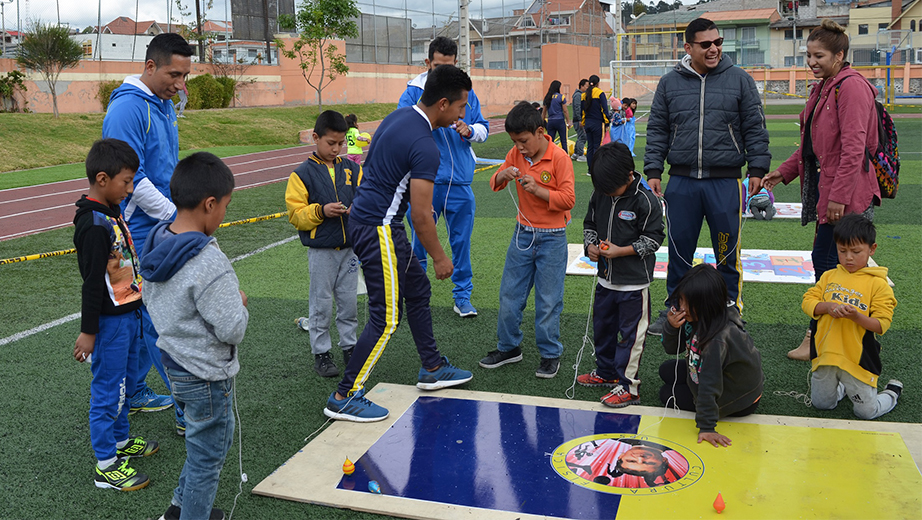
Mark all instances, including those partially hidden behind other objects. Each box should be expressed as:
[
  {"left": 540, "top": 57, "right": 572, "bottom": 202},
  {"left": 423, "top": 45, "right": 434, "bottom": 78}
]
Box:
[
  {"left": 672, "top": 264, "right": 730, "bottom": 351},
  {"left": 543, "top": 80, "right": 562, "bottom": 109}
]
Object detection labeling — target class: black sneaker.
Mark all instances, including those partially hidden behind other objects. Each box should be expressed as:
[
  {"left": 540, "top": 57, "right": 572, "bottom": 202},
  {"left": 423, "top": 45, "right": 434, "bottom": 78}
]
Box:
[
  {"left": 479, "top": 347, "right": 523, "bottom": 369},
  {"left": 159, "top": 504, "right": 225, "bottom": 520},
  {"left": 885, "top": 379, "right": 903, "bottom": 399},
  {"left": 536, "top": 357, "right": 560, "bottom": 379},
  {"left": 342, "top": 348, "right": 353, "bottom": 368},
  {"left": 647, "top": 309, "right": 669, "bottom": 336},
  {"left": 94, "top": 457, "right": 149, "bottom": 491},
  {"left": 314, "top": 352, "right": 338, "bottom": 378}
]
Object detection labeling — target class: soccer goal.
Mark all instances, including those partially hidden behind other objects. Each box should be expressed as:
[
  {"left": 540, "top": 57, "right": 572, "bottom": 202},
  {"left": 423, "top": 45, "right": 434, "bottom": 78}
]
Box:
[{"left": 609, "top": 59, "right": 679, "bottom": 109}]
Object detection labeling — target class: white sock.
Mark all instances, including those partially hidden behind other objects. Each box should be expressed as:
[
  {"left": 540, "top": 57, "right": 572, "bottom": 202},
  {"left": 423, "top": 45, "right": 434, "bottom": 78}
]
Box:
[
  {"left": 116, "top": 438, "right": 129, "bottom": 449},
  {"left": 98, "top": 456, "right": 118, "bottom": 469}
]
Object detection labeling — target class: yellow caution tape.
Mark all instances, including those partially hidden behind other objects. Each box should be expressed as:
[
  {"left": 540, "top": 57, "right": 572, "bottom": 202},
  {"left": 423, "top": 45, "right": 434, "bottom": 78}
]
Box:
[{"left": 1, "top": 212, "right": 287, "bottom": 265}]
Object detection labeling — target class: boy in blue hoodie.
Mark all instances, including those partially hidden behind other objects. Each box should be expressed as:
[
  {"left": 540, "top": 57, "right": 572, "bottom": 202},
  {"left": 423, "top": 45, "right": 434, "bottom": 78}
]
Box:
[
  {"left": 398, "top": 36, "right": 490, "bottom": 317},
  {"left": 103, "top": 32, "right": 194, "bottom": 426},
  {"left": 140, "top": 153, "right": 248, "bottom": 520},
  {"left": 74, "top": 139, "right": 160, "bottom": 492}
]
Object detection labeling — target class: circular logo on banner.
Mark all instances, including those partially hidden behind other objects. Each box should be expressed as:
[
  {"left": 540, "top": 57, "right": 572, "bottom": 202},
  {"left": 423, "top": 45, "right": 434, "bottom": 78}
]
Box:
[{"left": 551, "top": 434, "right": 703, "bottom": 495}]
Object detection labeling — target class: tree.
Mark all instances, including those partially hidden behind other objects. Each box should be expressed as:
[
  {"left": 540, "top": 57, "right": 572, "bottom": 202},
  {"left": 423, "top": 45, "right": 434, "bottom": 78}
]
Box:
[
  {"left": 277, "top": 0, "right": 360, "bottom": 111},
  {"left": 16, "top": 22, "right": 82, "bottom": 118},
  {"left": 174, "top": 0, "right": 215, "bottom": 62}
]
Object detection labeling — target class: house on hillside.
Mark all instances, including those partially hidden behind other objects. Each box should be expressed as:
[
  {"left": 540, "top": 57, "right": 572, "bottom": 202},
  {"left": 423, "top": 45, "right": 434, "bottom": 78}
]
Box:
[{"left": 625, "top": 8, "right": 780, "bottom": 68}]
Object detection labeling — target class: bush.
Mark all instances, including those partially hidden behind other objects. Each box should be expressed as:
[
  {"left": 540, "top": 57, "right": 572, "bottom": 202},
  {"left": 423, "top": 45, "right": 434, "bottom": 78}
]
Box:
[
  {"left": 186, "top": 74, "right": 225, "bottom": 110},
  {"left": 215, "top": 76, "right": 236, "bottom": 108},
  {"left": 96, "top": 80, "right": 121, "bottom": 111}
]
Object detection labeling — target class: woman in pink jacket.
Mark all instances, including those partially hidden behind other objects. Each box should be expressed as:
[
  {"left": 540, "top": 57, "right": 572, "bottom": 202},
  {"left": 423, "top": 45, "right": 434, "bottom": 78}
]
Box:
[{"left": 762, "top": 19, "right": 880, "bottom": 361}]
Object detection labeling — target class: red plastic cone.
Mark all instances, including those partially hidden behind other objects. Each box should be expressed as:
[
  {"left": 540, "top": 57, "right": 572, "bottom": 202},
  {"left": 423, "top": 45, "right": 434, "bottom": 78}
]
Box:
[{"left": 713, "top": 492, "right": 726, "bottom": 514}]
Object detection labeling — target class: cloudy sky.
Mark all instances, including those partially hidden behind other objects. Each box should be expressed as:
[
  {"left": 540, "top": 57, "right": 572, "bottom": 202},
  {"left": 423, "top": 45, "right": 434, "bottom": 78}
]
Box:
[{"left": 1, "top": 0, "right": 654, "bottom": 33}]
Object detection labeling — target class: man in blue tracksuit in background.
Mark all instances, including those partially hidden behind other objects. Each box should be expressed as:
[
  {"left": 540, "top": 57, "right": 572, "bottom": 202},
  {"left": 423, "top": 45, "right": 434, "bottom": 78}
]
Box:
[
  {"left": 398, "top": 36, "right": 490, "bottom": 318},
  {"left": 102, "top": 33, "right": 193, "bottom": 435}
]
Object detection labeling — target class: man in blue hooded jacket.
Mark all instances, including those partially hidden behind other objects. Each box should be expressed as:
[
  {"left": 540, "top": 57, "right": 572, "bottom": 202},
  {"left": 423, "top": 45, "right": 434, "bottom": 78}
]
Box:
[
  {"left": 398, "top": 36, "right": 490, "bottom": 318},
  {"left": 102, "top": 33, "right": 193, "bottom": 429}
]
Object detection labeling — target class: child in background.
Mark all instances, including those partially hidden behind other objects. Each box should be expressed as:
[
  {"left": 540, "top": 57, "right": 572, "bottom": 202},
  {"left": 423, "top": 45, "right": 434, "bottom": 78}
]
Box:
[
  {"left": 73, "top": 138, "right": 159, "bottom": 492},
  {"left": 658, "top": 264, "right": 764, "bottom": 448},
  {"left": 479, "top": 101, "right": 576, "bottom": 378},
  {"left": 140, "top": 152, "right": 249, "bottom": 520},
  {"left": 803, "top": 214, "right": 901, "bottom": 419},
  {"left": 344, "top": 113, "right": 369, "bottom": 164},
  {"left": 743, "top": 176, "right": 776, "bottom": 220},
  {"left": 578, "top": 142, "right": 665, "bottom": 407},
  {"left": 286, "top": 110, "right": 362, "bottom": 377}
]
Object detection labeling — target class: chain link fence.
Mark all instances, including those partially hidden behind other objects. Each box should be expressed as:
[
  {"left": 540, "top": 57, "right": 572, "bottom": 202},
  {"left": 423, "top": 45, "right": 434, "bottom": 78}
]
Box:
[{"left": 1, "top": 0, "right": 618, "bottom": 69}]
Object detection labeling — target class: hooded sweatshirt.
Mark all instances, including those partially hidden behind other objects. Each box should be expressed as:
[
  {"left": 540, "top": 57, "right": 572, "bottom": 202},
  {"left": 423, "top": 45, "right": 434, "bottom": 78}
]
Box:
[
  {"left": 662, "top": 309, "right": 764, "bottom": 433},
  {"left": 803, "top": 264, "right": 896, "bottom": 386},
  {"left": 397, "top": 71, "right": 490, "bottom": 185},
  {"left": 103, "top": 76, "right": 179, "bottom": 254},
  {"left": 73, "top": 195, "right": 143, "bottom": 334},
  {"left": 139, "top": 221, "right": 248, "bottom": 381}
]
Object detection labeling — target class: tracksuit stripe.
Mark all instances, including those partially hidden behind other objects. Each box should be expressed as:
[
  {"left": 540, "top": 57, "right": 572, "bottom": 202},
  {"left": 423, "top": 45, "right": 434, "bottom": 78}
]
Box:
[{"left": 349, "top": 225, "right": 400, "bottom": 394}]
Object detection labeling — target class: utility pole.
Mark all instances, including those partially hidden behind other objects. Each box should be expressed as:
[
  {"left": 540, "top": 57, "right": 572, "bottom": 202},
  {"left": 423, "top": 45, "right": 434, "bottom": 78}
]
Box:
[
  {"left": 459, "top": 0, "right": 470, "bottom": 71},
  {"left": 194, "top": 0, "right": 205, "bottom": 61}
]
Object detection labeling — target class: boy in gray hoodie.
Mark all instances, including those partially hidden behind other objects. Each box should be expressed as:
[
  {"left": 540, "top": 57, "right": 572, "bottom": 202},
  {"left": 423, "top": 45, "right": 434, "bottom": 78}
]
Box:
[{"left": 140, "top": 152, "right": 248, "bottom": 520}]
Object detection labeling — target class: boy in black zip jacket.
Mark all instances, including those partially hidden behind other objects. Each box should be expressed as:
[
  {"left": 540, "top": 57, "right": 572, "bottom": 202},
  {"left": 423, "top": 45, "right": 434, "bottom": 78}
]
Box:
[
  {"left": 579, "top": 142, "right": 665, "bottom": 407},
  {"left": 73, "top": 139, "right": 159, "bottom": 491},
  {"left": 285, "top": 111, "right": 363, "bottom": 377}
]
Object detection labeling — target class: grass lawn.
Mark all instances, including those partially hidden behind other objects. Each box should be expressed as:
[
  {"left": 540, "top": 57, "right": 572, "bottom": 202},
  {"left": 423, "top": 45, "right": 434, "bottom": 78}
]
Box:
[
  {"left": 0, "top": 107, "right": 918, "bottom": 519},
  {"left": 0, "top": 103, "right": 398, "bottom": 174}
]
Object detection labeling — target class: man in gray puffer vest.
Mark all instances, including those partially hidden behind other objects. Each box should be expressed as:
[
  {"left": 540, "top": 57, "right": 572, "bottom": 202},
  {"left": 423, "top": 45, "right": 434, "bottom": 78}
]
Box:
[{"left": 644, "top": 17, "right": 770, "bottom": 335}]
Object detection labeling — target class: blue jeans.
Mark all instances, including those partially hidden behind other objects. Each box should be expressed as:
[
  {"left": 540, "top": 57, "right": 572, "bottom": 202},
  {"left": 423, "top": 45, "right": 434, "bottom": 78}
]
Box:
[
  {"left": 496, "top": 224, "right": 568, "bottom": 359},
  {"left": 165, "top": 367, "right": 235, "bottom": 520}
]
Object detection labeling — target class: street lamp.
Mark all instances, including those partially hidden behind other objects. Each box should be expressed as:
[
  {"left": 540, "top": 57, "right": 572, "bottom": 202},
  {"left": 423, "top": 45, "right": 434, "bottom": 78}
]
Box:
[{"left": 1, "top": 0, "right": 14, "bottom": 58}]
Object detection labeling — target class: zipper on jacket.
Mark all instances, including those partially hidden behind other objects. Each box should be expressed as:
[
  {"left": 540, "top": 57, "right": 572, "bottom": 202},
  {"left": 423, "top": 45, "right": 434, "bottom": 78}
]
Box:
[
  {"left": 697, "top": 76, "right": 706, "bottom": 178},
  {"left": 670, "top": 124, "right": 678, "bottom": 148},
  {"left": 728, "top": 123, "right": 741, "bottom": 154}
]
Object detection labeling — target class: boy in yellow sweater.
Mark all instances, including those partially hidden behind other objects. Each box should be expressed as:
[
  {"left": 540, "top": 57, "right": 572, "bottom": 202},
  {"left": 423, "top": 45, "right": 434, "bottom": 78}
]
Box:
[{"left": 802, "top": 214, "right": 901, "bottom": 419}]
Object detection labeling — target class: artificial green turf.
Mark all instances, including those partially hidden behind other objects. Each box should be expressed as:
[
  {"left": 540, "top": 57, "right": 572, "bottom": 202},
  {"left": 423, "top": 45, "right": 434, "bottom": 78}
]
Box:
[{"left": 0, "top": 116, "right": 918, "bottom": 520}]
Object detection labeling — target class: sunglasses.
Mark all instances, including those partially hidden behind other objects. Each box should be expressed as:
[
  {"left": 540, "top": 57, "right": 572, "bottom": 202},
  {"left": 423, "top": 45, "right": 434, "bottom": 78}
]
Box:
[{"left": 690, "top": 37, "right": 724, "bottom": 49}]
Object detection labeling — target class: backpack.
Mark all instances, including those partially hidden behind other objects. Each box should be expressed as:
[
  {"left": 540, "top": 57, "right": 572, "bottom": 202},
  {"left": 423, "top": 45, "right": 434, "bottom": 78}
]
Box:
[{"left": 835, "top": 79, "right": 900, "bottom": 199}]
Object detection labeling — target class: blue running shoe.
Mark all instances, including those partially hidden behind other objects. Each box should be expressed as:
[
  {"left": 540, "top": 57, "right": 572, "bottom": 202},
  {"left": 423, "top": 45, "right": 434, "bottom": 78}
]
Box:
[
  {"left": 323, "top": 388, "right": 389, "bottom": 423},
  {"left": 175, "top": 407, "right": 186, "bottom": 437},
  {"left": 129, "top": 384, "right": 173, "bottom": 415},
  {"left": 453, "top": 299, "right": 478, "bottom": 318},
  {"left": 417, "top": 356, "right": 473, "bottom": 390}
]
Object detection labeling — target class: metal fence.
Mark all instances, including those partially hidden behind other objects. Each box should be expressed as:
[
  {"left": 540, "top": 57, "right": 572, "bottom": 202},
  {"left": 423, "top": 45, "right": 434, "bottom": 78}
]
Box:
[{"left": 1, "top": 0, "right": 618, "bottom": 69}]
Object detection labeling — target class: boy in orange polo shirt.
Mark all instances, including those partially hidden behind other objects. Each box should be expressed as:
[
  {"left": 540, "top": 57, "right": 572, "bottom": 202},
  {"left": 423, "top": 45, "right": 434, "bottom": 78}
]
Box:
[{"left": 479, "top": 102, "right": 576, "bottom": 378}]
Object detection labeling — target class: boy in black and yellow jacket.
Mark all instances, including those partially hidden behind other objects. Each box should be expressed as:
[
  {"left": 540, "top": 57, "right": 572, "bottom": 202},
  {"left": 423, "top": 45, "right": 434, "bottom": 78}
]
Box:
[
  {"left": 803, "top": 214, "right": 901, "bottom": 419},
  {"left": 286, "top": 110, "right": 363, "bottom": 377}
]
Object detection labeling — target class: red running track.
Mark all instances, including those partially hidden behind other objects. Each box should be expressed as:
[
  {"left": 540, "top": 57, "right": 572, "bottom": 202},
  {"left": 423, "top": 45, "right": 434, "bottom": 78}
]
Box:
[{"left": 0, "top": 118, "right": 509, "bottom": 242}]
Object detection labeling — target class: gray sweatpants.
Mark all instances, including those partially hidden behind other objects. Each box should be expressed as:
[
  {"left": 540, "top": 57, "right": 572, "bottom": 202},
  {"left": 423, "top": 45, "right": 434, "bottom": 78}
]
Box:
[
  {"left": 811, "top": 365, "right": 898, "bottom": 420},
  {"left": 307, "top": 247, "right": 359, "bottom": 355}
]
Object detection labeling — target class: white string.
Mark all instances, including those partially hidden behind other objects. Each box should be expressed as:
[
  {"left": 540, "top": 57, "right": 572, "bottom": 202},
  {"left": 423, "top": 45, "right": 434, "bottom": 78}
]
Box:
[
  {"left": 566, "top": 277, "right": 597, "bottom": 399},
  {"left": 505, "top": 174, "right": 537, "bottom": 251},
  {"left": 227, "top": 376, "right": 246, "bottom": 520}
]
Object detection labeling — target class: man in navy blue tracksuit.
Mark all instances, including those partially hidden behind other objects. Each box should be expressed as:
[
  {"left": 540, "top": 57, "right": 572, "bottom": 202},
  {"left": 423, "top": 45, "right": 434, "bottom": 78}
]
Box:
[{"left": 644, "top": 18, "right": 771, "bottom": 335}]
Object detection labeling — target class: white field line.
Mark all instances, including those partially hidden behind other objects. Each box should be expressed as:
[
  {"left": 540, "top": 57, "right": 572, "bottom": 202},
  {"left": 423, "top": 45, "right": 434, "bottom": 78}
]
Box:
[{"left": 0, "top": 234, "right": 299, "bottom": 347}]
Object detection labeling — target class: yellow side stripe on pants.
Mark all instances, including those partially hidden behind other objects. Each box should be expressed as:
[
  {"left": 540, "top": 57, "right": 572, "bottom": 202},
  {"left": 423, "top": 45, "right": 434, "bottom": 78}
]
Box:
[{"left": 349, "top": 224, "right": 400, "bottom": 395}]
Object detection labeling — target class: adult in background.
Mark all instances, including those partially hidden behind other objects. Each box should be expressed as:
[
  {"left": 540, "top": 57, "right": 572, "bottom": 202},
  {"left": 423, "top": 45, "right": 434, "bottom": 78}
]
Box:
[
  {"left": 762, "top": 19, "right": 880, "bottom": 360},
  {"left": 571, "top": 79, "right": 589, "bottom": 162},
  {"left": 644, "top": 18, "right": 771, "bottom": 335},
  {"left": 398, "top": 36, "right": 490, "bottom": 318},
  {"left": 102, "top": 33, "right": 193, "bottom": 433},
  {"left": 542, "top": 80, "right": 570, "bottom": 152},
  {"left": 581, "top": 74, "right": 611, "bottom": 168}
]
